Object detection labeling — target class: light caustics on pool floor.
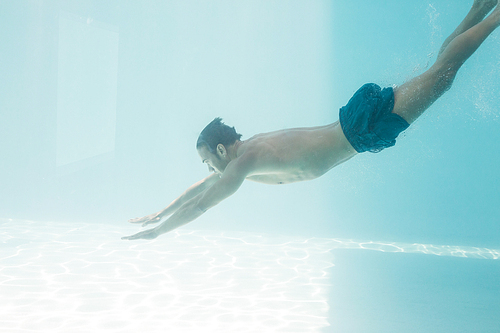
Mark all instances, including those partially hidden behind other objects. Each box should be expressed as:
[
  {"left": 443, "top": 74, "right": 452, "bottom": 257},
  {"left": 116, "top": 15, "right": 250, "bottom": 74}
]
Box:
[{"left": 0, "top": 219, "right": 498, "bottom": 333}]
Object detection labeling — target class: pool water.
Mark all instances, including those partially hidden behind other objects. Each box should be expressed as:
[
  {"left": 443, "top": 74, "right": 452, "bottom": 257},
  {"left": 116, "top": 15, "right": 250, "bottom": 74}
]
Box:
[{"left": 1, "top": 1, "right": 499, "bottom": 332}]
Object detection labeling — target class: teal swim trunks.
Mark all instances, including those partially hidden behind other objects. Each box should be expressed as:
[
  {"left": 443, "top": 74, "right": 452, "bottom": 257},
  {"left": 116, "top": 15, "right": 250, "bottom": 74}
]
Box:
[{"left": 339, "top": 83, "right": 410, "bottom": 153}]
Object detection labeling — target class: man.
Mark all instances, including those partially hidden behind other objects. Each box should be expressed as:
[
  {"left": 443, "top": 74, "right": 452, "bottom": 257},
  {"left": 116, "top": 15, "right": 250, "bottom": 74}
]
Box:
[{"left": 123, "top": 1, "right": 500, "bottom": 240}]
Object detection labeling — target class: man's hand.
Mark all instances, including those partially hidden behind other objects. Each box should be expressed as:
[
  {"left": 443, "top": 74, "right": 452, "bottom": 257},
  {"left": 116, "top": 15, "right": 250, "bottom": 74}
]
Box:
[
  {"left": 128, "top": 213, "right": 162, "bottom": 227},
  {"left": 121, "top": 227, "right": 159, "bottom": 241}
]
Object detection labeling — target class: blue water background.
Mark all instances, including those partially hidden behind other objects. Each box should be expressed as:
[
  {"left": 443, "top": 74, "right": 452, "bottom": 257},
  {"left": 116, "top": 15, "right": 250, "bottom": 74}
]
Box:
[{"left": 1, "top": 0, "right": 499, "bottom": 248}]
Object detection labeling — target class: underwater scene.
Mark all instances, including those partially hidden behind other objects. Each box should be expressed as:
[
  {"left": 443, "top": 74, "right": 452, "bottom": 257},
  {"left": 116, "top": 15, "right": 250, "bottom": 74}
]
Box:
[{"left": 1, "top": 1, "right": 499, "bottom": 332}]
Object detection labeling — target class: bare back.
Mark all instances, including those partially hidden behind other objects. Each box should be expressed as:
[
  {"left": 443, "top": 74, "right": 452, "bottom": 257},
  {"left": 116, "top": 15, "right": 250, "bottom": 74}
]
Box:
[{"left": 237, "top": 121, "right": 357, "bottom": 184}]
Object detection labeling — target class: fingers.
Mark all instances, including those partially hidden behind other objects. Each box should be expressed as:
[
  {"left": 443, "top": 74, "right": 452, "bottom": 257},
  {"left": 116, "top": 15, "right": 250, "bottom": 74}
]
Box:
[
  {"left": 121, "top": 228, "right": 159, "bottom": 241},
  {"left": 121, "top": 233, "right": 144, "bottom": 240},
  {"left": 128, "top": 217, "right": 147, "bottom": 224},
  {"left": 128, "top": 214, "right": 161, "bottom": 225}
]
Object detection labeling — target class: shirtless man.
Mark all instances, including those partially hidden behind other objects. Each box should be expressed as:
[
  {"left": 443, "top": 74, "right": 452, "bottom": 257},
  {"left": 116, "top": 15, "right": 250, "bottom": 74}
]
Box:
[{"left": 123, "top": 1, "right": 500, "bottom": 240}]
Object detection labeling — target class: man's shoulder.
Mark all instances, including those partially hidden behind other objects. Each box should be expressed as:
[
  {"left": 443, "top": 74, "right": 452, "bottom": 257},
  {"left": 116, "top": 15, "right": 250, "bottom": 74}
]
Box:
[{"left": 236, "top": 138, "right": 271, "bottom": 162}]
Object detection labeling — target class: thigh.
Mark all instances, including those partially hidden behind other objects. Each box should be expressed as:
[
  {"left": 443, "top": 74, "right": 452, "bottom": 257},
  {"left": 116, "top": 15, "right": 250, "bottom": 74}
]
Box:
[{"left": 392, "top": 65, "right": 456, "bottom": 124}]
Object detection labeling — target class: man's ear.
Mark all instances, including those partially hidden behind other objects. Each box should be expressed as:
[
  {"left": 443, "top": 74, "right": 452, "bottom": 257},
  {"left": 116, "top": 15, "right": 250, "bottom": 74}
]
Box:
[{"left": 216, "top": 144, "right": 226, "bottom": 157}]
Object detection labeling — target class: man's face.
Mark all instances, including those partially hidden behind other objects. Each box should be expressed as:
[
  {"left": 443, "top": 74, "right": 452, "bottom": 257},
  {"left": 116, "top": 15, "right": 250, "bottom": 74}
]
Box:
[{"left": 197, "top": 145, "right": 228, "bottom": 175}]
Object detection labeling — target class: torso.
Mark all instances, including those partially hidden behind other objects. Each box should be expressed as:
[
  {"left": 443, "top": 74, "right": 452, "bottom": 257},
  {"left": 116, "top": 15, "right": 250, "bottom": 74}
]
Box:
[{"left": 238, "top": 121, "right": 357, "bottom": 185}]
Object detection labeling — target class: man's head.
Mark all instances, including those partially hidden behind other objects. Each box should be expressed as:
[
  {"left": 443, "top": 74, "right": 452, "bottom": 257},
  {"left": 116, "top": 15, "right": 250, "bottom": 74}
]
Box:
[{"left": 196, "top": 118, "right": 242, "bottom": 174}]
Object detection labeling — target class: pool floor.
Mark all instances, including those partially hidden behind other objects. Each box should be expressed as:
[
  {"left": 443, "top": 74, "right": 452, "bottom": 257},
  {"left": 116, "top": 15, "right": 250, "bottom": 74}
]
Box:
[
  {"left": 1, "top": 219, "right": 498, "bottom": 332},
  {"left": 327, "top": 249, "right": 500, "bottom": 333}
]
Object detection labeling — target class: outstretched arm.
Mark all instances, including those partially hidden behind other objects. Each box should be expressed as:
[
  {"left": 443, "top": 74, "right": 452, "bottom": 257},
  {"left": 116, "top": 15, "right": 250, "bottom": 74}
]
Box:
[
  {"left": 122, "top": 155, "right": 253, "bottom": 240},
  {"left": 128, "top": 173, "right": 220, "bottom": 226}
]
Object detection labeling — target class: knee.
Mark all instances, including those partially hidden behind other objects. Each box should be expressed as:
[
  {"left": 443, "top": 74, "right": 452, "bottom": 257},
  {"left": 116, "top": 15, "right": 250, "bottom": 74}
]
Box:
[{"left": 434, "top": 67, "right": 458, "bottom": 96}]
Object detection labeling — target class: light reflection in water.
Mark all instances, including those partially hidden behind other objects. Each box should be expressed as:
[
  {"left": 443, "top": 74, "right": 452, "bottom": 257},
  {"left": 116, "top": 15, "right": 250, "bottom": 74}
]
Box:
[{"left": 0, "top": 218, "right": 498, "bottom": 332}]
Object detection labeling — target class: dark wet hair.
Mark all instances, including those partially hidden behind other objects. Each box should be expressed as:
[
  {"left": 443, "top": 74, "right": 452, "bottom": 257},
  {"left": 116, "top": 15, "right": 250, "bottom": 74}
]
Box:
[{"left": 196, "top": 118, "right": 242, "bottom": 154}]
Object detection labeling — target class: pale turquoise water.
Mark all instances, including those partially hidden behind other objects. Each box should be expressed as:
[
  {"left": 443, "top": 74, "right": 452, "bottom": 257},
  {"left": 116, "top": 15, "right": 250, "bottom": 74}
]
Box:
[{"left": 1, "top": 1, "right": 499, "bottom": 332}]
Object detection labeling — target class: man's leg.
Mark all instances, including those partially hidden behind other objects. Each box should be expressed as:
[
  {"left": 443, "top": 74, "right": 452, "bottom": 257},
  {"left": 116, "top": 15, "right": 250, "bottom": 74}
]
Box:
[
  {"left": 393, "top": 1, "right": 500, "bottom": 124},
  {"left": 437, "top": 0, "right": 497, "bottom": 58}
]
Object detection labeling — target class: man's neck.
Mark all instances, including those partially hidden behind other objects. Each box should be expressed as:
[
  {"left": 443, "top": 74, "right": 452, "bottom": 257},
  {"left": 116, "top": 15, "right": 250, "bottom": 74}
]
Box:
[{"left": 228, "top": 140, "right": 243, "bottom": 160}]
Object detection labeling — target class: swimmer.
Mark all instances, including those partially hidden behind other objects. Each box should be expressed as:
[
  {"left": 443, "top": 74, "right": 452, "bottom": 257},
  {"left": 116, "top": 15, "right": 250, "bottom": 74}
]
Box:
[{"left": 123, "top": 1, "right": 500, "bottom": 240}]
